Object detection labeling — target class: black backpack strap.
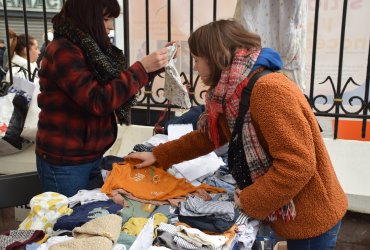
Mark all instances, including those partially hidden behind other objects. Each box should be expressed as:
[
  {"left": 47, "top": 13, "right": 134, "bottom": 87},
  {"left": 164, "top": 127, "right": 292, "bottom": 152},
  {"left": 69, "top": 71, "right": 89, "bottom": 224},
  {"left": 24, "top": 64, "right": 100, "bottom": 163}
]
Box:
[
  {"left": 237, "top": 69, "right": 272, "bottom": 119},
  {"left": 228, "top": 69, "right": 272, "bottom": 188},
  {"left": 237, "top": 69, "right": 323, "bottom": 132}
]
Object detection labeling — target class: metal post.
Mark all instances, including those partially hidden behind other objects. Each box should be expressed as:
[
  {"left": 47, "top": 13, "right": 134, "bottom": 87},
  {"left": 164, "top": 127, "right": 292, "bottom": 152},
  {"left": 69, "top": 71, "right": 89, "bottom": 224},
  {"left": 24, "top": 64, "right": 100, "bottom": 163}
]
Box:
[
  {"left": 2, "top": 0, "right": 13, "bottom": 84},
  {"left": 167, "top": 0, "right": 171, "bottom": 42},
  {"left": 123, "top": 0, "right": 130, "bottom": 66},
  {"left": 42, "top": 0, "right": 48, "bottom": 46},
  {"left": 213, "top": 0, "right": 217, "bottom": 21},
  {"left": 189, "top": 0, "right": 194, "bottom": 87},
  {"left": 309, "top": 0, "right": 320, "bottom": 105},
  {"left": 22, "top": 0, "right": 32, "bottom": 80},
  {"left": 362, "top": 40, "right": 370, "bottom": 138},
  {"left": 145, "top": 0, "right": 151, "bottom": 125},
  {"left": 333, "top": 0, "right": 348, "bottom": 139}
]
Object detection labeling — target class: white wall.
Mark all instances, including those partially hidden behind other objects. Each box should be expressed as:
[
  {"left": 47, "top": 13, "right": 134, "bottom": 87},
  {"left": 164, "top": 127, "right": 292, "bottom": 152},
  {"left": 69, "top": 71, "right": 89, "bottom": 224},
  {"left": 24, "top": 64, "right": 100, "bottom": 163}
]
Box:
[{"left": 324, "top": 138, "right": 370, "bottom": 213}]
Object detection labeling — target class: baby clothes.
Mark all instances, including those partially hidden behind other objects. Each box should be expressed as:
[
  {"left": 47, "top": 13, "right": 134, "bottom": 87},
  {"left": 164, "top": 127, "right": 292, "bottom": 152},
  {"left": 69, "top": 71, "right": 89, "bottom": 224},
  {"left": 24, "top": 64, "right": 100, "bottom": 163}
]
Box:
[
  {"left": 19, "top": 192, "right": 73, "bottom": 234},
  {"left": 53, "top": 200, "right": 122, "bottom": 231},
  {"left": 176, "top": 225, "right": 228, "bottom": 249},
  {"left": 49, "top": 214, "right": 122, "bottom": 250},
  {"left": 101, "top": 160, "right": 225, "bottom": 201},
  {"left": 122, "top": 213, "right": 168, "bottom": 236},
  {"left": 0, "top": 230, "right": 45, "bottom": 250},
  {"left": 68, "top": 188, "right": 109, "bottom": 208}
]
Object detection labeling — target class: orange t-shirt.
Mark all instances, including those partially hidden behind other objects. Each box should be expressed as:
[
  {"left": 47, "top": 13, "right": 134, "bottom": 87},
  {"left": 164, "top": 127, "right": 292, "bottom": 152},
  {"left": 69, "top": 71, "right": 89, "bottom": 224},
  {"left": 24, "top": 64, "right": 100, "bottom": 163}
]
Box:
[{"left": 101, "top": 160, "right": 225, "bottom": 201}]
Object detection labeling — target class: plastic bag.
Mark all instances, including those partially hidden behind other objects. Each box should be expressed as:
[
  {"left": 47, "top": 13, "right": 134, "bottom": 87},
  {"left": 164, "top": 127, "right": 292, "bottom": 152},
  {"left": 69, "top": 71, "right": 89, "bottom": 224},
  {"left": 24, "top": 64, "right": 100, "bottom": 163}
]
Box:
[
  {"left": 20, "top": 80, "right": 40, "bottom": 141},
  {"left": 0, "top": 76, "right": 34, "bottom": 155}
]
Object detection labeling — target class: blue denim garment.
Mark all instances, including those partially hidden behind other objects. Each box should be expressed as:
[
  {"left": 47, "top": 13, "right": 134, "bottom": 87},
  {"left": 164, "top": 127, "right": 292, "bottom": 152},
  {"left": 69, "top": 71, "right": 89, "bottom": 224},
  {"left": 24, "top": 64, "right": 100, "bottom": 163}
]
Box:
[
  {"left": 203, "top": 176, "right": 236, "bottom": 200},
  {"left": 36, "top": 155, "right": 102, "bottom": 197},
  {"left": 287, "top": 221, "right": 342, "bottom": 250}
]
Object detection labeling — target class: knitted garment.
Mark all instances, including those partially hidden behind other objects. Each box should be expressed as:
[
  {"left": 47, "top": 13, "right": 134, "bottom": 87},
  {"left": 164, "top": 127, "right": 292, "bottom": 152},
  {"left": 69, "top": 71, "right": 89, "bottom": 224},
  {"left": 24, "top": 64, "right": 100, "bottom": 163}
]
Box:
[
  {"left": 199, "top": 49, "right": 270, "bottom": 182},
  {"left": 200, "top": 49, "right": 259, "bottom": 147},
  {"left": 53, "top": 20, "right": 135, "bottom": 124},
  {"left": 200, "top": 48, "right": 295, "bottom": 222},
  {"left": 0, "top": 230, "right": 45, "bottom": 250}
]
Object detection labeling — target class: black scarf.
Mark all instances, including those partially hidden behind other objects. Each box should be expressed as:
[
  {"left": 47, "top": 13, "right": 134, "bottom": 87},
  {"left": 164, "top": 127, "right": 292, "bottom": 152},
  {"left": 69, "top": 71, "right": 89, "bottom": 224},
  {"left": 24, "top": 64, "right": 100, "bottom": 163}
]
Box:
[{"left": 53, "top": 20, "right": 136, "bottom": 124}]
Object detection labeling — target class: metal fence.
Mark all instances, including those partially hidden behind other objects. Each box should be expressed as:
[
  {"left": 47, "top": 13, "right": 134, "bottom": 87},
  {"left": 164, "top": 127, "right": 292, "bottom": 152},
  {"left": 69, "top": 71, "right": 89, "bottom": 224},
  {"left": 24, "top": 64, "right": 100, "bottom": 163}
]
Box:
[
  {"left": 1, "top": 0, "right": 369, "bottom": 139},
  {"left": 307, "top": 0, "right": 370, "bottom": 139}
]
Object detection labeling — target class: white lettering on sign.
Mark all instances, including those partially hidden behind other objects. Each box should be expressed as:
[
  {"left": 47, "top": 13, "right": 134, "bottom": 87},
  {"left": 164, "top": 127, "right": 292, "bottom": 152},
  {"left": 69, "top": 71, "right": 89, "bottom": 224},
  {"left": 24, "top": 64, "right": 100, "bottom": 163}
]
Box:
[{"left": 0, "top": 0, "right": 63, "bottom": 10}]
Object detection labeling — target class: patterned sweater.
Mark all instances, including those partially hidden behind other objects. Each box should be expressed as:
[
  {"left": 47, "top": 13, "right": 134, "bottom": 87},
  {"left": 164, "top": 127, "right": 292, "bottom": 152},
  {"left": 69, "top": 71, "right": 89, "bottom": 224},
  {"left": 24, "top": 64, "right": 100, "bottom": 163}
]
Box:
[
  {"left": 152, "top": 72, "right": 347, "bottom": 239},
  {"left": 36, "top": 38, "right": 150, "bottom": 165}
]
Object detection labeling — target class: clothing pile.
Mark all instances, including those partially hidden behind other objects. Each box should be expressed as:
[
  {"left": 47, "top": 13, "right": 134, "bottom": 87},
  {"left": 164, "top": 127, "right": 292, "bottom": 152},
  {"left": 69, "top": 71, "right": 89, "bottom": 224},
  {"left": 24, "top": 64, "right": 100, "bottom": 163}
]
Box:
[{"left": 5, "top": 122, "right": 260, "bottom": 250}]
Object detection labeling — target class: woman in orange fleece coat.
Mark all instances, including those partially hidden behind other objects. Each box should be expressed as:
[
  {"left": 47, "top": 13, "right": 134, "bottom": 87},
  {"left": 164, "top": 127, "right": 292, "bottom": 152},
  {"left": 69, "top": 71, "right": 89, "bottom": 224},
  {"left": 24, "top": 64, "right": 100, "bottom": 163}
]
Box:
[{"left": 125, "top": 20, "right": 347, "bottom": 249}]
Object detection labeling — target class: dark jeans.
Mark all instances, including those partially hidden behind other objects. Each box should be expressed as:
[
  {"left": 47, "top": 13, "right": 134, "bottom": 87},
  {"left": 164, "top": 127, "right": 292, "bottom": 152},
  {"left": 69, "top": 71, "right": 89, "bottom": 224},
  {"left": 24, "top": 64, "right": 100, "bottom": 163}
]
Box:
[
  {"left": 287, "top": 221, "right": 342, "bottom": 250},
  {"left": 36, "top": 155, "right": 101, "bottom": 197}
]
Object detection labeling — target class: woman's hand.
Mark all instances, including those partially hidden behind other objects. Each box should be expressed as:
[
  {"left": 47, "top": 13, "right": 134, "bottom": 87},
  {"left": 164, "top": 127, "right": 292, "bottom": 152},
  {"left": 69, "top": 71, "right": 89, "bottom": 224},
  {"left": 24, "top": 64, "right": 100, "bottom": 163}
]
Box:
[
  {"left": 234, "top": 188, "right": 242, "bottom": 208},
  {"left": 165, "top": 41, "right": 180, "bottom": 59},
  {"left": 124, "top": 152, "right": 157, "bottom": 168},
  {"left": 140, "top": 48, "right": 168, "bottom": 73}
]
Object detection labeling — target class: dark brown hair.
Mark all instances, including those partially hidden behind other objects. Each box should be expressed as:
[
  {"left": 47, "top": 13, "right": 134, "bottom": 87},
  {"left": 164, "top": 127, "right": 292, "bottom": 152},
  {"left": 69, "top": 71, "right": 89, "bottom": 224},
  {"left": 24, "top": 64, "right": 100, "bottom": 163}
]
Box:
[
  {"left": 52, "top": 0, "right": 120, "bottom": 49},
  {"left": 9, "top": 29, "right": 36, "bottom": 59},
  {"left": 188, "top": 19, "right": 262, "bottom": 87}
]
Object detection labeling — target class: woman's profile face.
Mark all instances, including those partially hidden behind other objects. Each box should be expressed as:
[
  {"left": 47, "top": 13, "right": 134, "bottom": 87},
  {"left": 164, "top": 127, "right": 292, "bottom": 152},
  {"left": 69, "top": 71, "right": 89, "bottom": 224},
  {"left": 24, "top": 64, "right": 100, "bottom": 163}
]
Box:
[
  {"left": 193, "top": 55, "right": 211, "bottom": 84},
  {"left": 104, "top": 16, "right": 114, "bottom": 36},
  {"left": 26, "top": 40, "right": 40, "bottom": 63}
]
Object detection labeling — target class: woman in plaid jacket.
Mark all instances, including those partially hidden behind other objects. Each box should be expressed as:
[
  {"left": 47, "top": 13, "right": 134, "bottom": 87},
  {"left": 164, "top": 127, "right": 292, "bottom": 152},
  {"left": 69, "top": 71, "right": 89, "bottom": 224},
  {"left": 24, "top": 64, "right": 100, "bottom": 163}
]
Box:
[{"left": 36, "top": 0, "right": 170, "bottom": 197}]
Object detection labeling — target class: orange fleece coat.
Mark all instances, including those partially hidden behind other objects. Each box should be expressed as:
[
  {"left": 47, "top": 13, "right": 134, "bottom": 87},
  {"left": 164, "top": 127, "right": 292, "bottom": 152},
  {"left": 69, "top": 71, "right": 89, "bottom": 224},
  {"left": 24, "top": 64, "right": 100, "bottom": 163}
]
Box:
[{"left": 152, "top": 72, "right": 347, "bottom": 239}]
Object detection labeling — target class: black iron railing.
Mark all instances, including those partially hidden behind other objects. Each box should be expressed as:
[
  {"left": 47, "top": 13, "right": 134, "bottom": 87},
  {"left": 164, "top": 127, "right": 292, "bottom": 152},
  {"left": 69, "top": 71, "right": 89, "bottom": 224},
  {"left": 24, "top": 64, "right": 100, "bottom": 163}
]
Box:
[{"left": 1, "top": 0, "right": 369, "bottom": 138}]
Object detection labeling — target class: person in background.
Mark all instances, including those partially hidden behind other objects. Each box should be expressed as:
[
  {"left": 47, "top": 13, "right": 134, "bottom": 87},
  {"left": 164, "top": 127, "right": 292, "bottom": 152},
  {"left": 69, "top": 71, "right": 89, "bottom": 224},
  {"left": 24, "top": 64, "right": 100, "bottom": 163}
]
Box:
[
  {"left": 0, "top": 30, "right": 39, "bottom": 154},
  {"left": 5, "top": 30, "right": 40, "bottom": 83},
  {"left": 36, "top": 0, "right": 170, "bottom": 198},
  {"left": 126, "top": 19, "right": 347, "bottom": 249}
]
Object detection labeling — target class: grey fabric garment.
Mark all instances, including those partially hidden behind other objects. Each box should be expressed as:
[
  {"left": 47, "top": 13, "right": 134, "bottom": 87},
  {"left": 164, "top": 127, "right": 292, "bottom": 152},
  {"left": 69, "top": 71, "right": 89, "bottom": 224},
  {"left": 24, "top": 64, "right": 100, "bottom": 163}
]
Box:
[
  {"left": 164, "top": 44, "right": 191, "bottom": 108},
  {"left": 178, "top": 196, "right": 235, "bottom": 221},
  {"left": 156, "top": 223, "right": 216, "bottom": 250},
  {"left": 153, "top": 231, "right": 184, "bottom": 250}
]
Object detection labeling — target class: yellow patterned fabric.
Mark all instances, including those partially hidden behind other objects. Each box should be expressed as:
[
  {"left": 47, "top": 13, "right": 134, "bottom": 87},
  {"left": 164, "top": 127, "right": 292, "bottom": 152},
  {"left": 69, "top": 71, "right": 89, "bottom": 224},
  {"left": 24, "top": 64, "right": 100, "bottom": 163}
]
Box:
[
  {"left": 122, "top": 213, "right": 168, "bottom": 236},
  {"left": 19, "top": 192, "right": 73, "bottom": 234}
]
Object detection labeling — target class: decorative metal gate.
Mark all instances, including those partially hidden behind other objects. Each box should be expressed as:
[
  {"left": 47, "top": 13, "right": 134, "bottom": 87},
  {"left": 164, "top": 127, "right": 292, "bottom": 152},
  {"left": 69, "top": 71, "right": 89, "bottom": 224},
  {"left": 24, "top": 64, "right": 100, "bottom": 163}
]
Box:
[{"left": 1, "top": 0, "right": 369, "bottom": 139}]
